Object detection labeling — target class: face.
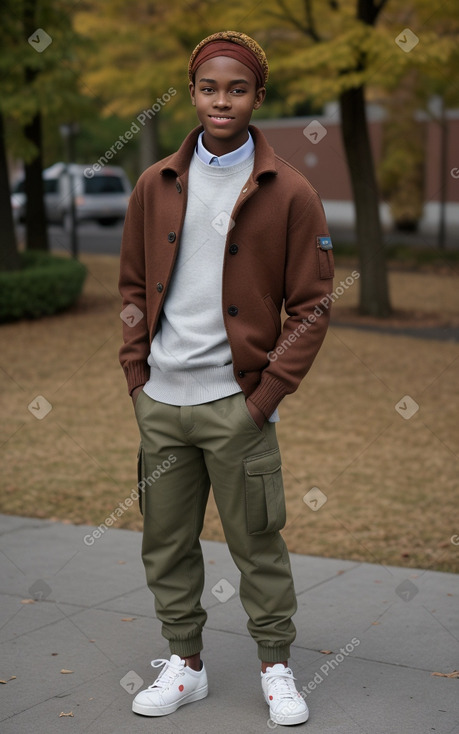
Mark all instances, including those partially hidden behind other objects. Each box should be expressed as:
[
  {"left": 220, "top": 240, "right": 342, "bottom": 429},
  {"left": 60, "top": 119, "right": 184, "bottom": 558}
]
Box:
[{"left": 189, "top": 55, "right": 266, "bottom": 156}]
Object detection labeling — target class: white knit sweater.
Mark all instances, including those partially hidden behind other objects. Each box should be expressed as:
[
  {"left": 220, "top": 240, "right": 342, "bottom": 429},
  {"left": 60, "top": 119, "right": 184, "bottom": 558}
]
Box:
[{"left": 144, "top": 151, "right": 254, "bottom": 406}]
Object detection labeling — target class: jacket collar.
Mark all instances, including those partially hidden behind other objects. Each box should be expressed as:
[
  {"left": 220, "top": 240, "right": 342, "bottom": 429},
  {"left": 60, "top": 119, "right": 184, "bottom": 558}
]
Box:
[{"left": 160, "top": 124, "right": 278, "bottom": 181}]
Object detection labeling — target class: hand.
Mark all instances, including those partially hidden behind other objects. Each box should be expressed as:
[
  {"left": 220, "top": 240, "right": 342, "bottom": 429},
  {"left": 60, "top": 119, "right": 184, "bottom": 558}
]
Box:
[
  {"left": 246, "top": 397, "right": 266, "bottom": 430},
  {"left": 131, "top": 386, "right": 144, "bottom": 407}
]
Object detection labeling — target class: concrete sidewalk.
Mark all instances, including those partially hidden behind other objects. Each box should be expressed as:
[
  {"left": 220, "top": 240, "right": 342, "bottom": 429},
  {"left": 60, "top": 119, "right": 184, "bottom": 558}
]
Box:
[{"left": 0, "top": 514, "right": 457, "bottom": 734}]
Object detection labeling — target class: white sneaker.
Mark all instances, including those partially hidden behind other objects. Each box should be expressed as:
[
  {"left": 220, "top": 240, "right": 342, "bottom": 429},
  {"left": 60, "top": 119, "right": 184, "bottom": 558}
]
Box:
[
  {"left": 261, "top": 664, "right": 309, "bottom": 726},
  {"left": 132, "top": 654, "right": 208, "bottom": 716}
]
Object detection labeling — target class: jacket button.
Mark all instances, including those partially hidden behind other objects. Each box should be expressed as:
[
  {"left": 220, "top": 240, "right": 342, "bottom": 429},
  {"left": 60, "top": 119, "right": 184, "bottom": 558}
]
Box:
[
  {"left": 156, "top": 282, "right": 163, "bottom": 293},
  {"left": 229, "top": 244, "right": 238, "bottom": 255},
  {"left": 167, "top": 231, "right": 176, "bottom": 242},
  {"left": 238, "top": 370, "right": 245, "bottom": 377},
  {"left": 176, "top": 182, "right": 182, "bottom": 193},
  {"left": 228, "top": 305, "right": 238, "bottom": 316}
]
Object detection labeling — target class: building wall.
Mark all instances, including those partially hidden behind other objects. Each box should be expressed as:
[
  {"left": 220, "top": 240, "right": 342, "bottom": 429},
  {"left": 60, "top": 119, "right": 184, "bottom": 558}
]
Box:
[{"left": 255, "top": 111, "right": 459, "bottom": 204}]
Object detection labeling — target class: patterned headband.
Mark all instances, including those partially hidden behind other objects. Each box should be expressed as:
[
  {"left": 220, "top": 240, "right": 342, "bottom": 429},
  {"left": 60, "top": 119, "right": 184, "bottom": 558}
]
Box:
[{"left": 188, "top": 31, "right": 269, "bottom": 87}]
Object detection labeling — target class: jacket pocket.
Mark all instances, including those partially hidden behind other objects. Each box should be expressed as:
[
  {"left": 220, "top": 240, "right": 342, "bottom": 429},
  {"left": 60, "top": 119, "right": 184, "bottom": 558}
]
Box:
[
  {"left": 243, "top": 448, "right": 286, "bottom": 535},
  {"left": 263, "top": 294, "right": 281, "bottom": 337},
  {"left": 137, "top": 443, "right": 145, "bottom": 515}
]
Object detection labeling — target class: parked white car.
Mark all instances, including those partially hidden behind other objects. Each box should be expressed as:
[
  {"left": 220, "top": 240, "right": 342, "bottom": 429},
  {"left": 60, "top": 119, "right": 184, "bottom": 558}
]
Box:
[{"left": 11, "top": 162, "right": 132, "bottom": 228}]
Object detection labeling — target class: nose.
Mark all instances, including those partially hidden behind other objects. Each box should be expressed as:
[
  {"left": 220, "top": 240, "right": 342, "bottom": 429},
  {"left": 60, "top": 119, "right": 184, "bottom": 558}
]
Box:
[{"left": 213, "top": 91, "right": 231, "bottom": 109}]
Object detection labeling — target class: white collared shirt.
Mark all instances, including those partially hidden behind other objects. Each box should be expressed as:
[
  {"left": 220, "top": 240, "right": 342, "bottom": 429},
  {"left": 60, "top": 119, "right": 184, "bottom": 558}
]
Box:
[{"left": 196, "top": 131, "right": 255, "bottom": 167}]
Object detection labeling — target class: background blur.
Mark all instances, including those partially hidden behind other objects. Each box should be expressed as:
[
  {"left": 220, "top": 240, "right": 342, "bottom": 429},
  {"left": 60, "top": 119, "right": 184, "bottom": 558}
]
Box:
[{"left": 1, "top": 0, "right": 458, "bottom": 573}]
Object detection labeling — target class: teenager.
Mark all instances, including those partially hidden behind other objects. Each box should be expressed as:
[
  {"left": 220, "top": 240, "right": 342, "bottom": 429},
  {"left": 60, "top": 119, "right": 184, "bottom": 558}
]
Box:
[{"left": 119, "top": 30, "right": 334, "bottom": 726}]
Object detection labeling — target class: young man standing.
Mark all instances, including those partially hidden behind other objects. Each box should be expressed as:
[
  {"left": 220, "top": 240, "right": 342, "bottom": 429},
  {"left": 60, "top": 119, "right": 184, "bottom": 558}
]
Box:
[{"left": 119, "top": 30, "right": 333, "bottom": 726}]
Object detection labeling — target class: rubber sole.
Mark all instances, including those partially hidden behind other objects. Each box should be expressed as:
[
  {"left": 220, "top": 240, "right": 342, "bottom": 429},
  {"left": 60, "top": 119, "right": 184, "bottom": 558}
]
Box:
[
  {"left": 268, "top": 707, "right": 309, "bottom": 726},
  {"left": 132, "top": 684, "right": 208, "bottom": 717}
]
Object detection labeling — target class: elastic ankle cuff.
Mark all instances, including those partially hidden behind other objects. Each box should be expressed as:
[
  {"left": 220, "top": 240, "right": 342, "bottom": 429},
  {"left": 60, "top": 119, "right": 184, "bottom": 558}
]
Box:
[
  {"left": 169, "top": 635, "right": 203, "bottom": 658},
  {"left": 258, "top": 644, "right": 291, "bottom": 663}
]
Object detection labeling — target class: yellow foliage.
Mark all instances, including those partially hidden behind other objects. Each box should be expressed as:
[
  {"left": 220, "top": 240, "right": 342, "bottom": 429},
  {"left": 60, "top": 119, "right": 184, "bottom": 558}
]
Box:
[{"left": 74, "top": 1, "right": 459, "bottom": 126}]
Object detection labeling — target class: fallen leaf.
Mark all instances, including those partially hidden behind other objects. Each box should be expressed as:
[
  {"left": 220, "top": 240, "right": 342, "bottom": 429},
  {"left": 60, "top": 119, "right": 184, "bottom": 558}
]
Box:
[
  {"left": 59, "top": 712, "right": 74, "bottom": 717},
  {"left": 0, "top": 675, "right": 16, "bottom": 684},
  {"left": 121, "top": 617, "right": 136, "bottom": 622},
  {"left": 431, "top": 670, "right": 459, "bottom": 678},
  {"left": 21, "top": 599, "right": 35, "bottom": 604},
  {"left": 320, "top": 650, "right": 333, "bottom": 655},
  {"left": 60, "top": 669, "right": 74, "bottom": 674},
  {"left": 51, "top": 653, "right": 58, "bottom": 656},
  {"left": 117, "top": 560, "right": 126, "bottom": 565}
]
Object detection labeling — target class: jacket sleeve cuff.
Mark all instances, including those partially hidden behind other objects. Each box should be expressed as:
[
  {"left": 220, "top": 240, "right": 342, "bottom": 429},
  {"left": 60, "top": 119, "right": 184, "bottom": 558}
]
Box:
[
  {"left": 124, "top": 360, "right": 150, "bottom": 396},
  {"left": 248, "top": 373, "right": 287, "bottom": 420}
]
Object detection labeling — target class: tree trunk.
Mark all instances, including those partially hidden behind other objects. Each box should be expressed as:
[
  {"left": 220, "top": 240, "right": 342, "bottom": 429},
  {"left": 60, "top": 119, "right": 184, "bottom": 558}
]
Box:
[
  {"left": 0, "top": 112, "right": 21, "bottom": 271},
  {"left": 23, "top": 0, "right": 48, "bottom": 251},
  {"left": 339, "top": 86, "right": 392, "bottom": 317},
  {"left": 24, "top": 112, "right": 49, "bottom": 251},
  {"left": 139, "top": 113, "right": 159, "bottom": 172}
]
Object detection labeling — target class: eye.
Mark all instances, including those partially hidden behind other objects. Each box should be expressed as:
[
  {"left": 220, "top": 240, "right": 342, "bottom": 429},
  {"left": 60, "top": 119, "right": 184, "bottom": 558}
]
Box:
[
  {"left": 231, "top": 88, "right": 246, "bottom": 94},
  {"left": 200, "top": 86, "right": 214, "bottom": 93}
]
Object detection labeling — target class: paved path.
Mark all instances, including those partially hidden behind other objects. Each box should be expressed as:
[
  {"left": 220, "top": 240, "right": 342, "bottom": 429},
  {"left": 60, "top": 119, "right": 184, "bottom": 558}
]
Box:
[{"left": 1, "top": 514, "right": 458, "bottom": 734}]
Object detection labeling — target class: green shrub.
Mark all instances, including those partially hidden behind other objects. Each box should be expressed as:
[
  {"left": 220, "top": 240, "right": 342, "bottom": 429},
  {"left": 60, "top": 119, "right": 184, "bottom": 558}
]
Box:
[{"left": 0, "top": 252, "right": 87, "bottom": 323}]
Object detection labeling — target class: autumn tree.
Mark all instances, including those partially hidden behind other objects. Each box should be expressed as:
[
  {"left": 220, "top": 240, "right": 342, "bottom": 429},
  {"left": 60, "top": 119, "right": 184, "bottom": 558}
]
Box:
[
  {"left": 77, "top": 0, "right": 394, "bottom": 314},
  {"left": 2, "top": 0, "right": 90, "bottom": 254},
  {"left": 0, "top": 113, "right": 20, "bottom": 271},
  {"left": 204, "top": 0, "right": 458, "bottom": 314},
  {"left": 379, "top": 70, "right": 425, "bottom": 232},
  {"left": 379, "top": 1, "right": 459, "bottom": 248},
  {"left": 74, "top": 0, "right": 459, "bottom": 312},
  {"left": 75, "top": 0, "right": 218, "bottom": 171},
  {"left": 0, "top": 0, "right": 22, "bottom": 270},
  {"left": 215, "top": 0, "right": 394, "bottom": 315}
]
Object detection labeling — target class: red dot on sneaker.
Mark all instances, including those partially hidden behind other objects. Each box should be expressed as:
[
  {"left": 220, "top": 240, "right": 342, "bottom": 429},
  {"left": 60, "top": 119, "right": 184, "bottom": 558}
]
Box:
[
  {"left": 269, "top": 695, "right": 273, "bottom": 700},
  {"left": 179, "top": 684, "right": 184, "bottom": 692}
]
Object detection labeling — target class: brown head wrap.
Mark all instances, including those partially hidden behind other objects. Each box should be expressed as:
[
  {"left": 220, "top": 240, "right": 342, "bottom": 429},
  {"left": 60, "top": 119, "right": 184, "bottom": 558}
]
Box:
[{"left": 189, "top": 31, "right": 268, "bottom": 89}]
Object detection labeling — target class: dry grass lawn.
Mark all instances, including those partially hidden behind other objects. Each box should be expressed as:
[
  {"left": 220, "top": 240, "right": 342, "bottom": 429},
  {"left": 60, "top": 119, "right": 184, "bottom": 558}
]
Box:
[{"left": 1, "top": 253, "right": 458, "bottom": 573}]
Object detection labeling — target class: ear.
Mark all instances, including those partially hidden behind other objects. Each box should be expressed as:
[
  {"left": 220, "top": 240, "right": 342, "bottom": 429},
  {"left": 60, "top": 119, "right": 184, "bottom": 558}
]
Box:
[
  {"left": 189, "top": 80, "right": 196, "bottom": 106},
  {"left": 253, "top": 86, "right": 266, "bottom": 111}
]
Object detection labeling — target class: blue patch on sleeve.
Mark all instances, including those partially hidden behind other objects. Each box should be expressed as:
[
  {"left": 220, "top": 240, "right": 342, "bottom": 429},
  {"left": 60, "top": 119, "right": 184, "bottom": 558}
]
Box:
[{"left": 317, "top": 236, "right": 333, "bottom": 250}]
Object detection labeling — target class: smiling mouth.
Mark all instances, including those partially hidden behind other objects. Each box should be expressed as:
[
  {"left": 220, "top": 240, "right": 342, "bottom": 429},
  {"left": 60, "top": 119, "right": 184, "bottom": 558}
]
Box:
[{"left": 209, "top": 115, "right": 234, "bottom": 120}]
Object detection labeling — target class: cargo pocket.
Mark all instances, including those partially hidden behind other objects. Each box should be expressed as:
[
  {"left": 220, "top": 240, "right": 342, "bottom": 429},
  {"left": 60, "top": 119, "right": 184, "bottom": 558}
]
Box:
[
  {"left": 137, "top": 443, "right": 145, "bottom": 515},
  {"left": 243, "top": 448, "right": 286, "bottom": 535}
]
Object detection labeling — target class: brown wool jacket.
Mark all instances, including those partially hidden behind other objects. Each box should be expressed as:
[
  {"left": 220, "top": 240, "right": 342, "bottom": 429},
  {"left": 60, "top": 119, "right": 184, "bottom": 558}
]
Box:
[{"left": 119, "top": 124, "right": 334, "bottom": 419}]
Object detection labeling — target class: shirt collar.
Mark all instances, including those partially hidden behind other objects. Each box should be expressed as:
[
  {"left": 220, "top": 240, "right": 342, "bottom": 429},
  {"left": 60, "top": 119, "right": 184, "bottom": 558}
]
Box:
[{"left": 196, "top": 131, "right": 255, "bottom": 167}]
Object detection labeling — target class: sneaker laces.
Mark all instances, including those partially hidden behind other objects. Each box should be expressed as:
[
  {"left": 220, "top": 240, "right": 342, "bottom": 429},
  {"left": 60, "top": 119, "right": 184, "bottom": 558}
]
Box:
[
  {"left": 147, "top": 657, "right": 184, "bottom": 691},
  {"left": 265, "top": 667, "right": 298, "bottom": 701}
]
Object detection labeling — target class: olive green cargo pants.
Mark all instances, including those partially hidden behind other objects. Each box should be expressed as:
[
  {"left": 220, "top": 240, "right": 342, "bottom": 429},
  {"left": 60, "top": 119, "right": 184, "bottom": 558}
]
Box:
[{"left": 134, "top": 389, "right": 297, "bottom": 663}]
